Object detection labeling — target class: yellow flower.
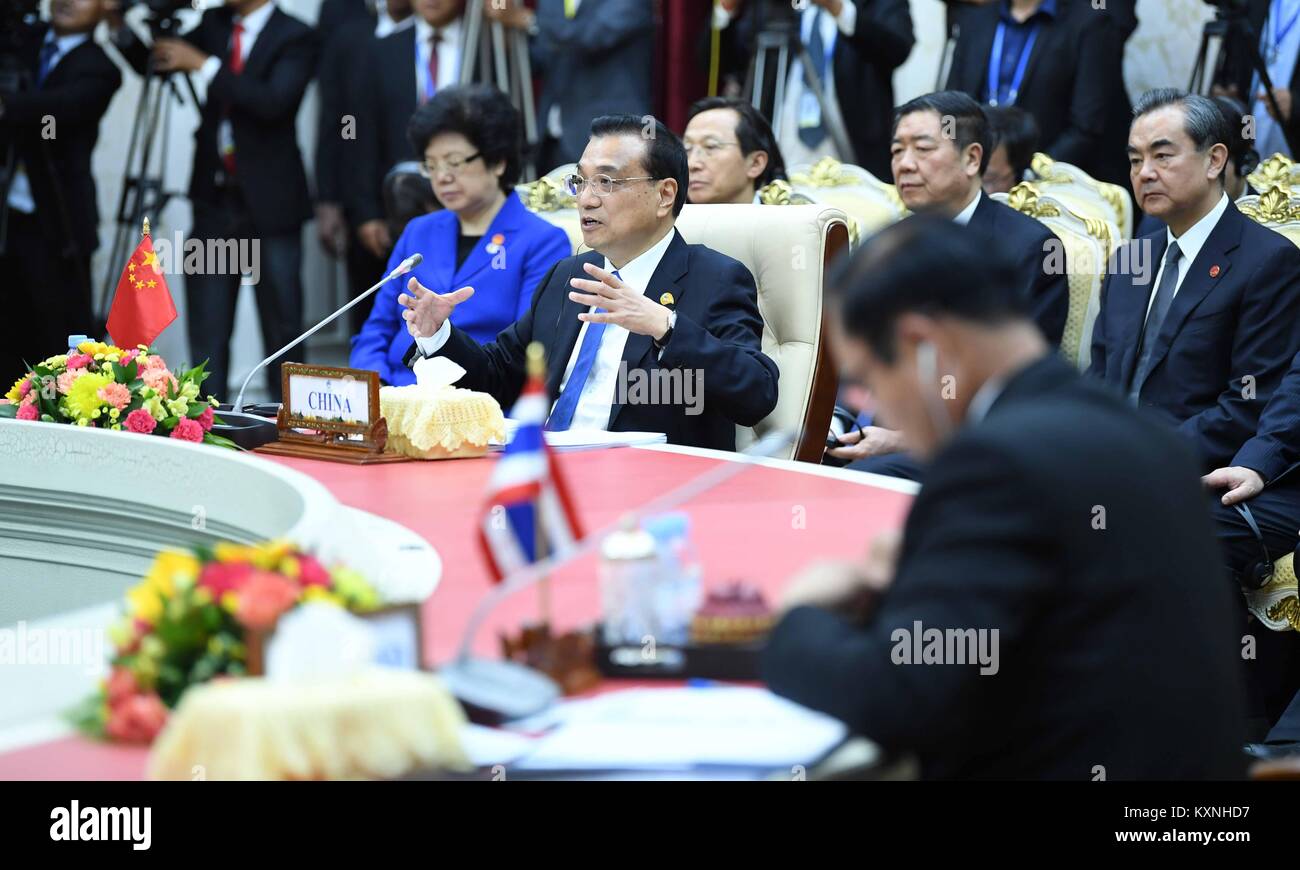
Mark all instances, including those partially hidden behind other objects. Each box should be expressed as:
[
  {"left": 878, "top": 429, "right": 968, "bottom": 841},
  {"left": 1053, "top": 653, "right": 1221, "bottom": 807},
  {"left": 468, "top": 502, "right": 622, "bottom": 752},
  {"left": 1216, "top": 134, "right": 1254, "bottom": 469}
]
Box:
[
  {"left": 165, "top": 398, "right": 189, "bottom": 418},
  {"left": 64, "top": 372, "right": 111, "bottom": 419},
  {"left": 5, "top": 377, "right": 25, "bottom": 402},
  {"left": 142, "top": 550, "right": 199, "bottom": 600},
  {"left": 38, "top": 354, "right": 67, "bottom": 370},
  {"left": 301, "top": 586, "right": 343, "bottom": 608},
  {"left": 213, "top": 542, "right": 259, "bottom": 564},
  {"left": 331, "top": 567, "right": 379, "bottom": 611},
  {"left": 77, "top": 340, "right": 120, "bottom": 358},
  {"left": 142, "top": 396, "right": 166, "bottom": 421},
  {"left": 179, "top": 381, "right": 200, "bottom": 401},
  {"left": 126, "top": 582, "right": 163, "bottom": 625}
]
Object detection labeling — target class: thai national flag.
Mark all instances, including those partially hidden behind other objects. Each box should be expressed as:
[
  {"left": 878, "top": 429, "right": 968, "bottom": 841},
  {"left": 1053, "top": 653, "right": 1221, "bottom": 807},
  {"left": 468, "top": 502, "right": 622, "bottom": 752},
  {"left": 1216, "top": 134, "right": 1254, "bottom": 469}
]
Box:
[{"left": 478, "top": 364, "right": 584, "bottom": 582}]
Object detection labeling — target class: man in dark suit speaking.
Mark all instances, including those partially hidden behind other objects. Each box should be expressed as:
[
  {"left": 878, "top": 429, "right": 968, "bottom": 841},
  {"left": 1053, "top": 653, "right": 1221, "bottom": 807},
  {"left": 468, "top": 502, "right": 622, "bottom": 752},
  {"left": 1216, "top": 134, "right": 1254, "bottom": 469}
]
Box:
[
  {"left": 1090, "top": 89, "right": 1300, "bottom": 474},
  {"left": 764, "top": 217, "right": 1246, "bottom": 780},
  {"left": 398, "top": 115, "right": 779, "bottom": 451}
]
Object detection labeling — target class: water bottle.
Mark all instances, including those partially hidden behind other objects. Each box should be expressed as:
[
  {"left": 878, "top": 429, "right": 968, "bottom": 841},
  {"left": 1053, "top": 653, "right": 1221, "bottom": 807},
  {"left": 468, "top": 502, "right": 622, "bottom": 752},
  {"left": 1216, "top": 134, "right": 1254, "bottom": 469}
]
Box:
[
  {"left": 643, "top": 512, "right": 703, "bottom": 646},
  {"left": 599, "top": 517, "right": 660, "bottom": 646},
  {"left": 67, "top": 334, "right": 90, "bottom": 354}
]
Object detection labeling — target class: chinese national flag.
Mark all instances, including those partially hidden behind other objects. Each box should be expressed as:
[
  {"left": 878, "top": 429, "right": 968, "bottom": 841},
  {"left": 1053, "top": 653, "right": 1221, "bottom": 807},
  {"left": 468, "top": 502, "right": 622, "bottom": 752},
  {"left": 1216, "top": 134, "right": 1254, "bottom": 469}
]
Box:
[{"left": 106, "top": 230, "right": 177, "bottom": 350}]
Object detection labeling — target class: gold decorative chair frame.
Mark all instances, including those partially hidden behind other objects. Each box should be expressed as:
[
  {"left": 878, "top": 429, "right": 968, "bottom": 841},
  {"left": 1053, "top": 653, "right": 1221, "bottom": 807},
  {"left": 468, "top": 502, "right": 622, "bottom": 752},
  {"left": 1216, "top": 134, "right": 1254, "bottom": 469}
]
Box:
[{"left": 1028, "top": 152, "right": 1133, "bottom": 240}]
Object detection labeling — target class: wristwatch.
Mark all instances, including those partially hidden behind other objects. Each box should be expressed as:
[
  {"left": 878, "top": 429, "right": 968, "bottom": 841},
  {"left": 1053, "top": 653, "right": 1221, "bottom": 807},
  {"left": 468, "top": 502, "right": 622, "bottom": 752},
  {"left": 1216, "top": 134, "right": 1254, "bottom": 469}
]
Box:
[{"left": 654, "top": 310, "right": 677, "bottom": 349}]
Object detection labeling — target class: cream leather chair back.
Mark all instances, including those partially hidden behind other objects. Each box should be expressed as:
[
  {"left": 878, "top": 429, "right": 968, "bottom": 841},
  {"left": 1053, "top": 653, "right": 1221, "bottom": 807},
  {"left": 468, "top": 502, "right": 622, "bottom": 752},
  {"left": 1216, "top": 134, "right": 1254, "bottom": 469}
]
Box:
[
  {"left": 994, "top": 183, "right": 1115, "bottom": 369},
  {"left": 1029, "top": 152, "right": 1133, "bottom": 239},
  {"left": 787, "top": 157, "right": 907, "bottom": 243},
  {"left": 516, "top": 163, "right": 582, "bottom": 253},
  {"left": 1237, "top": 186, "right": 1300, "bottom": 248},
  {"left": 674, "top": 203, "right": 851, "bottom": 461}
]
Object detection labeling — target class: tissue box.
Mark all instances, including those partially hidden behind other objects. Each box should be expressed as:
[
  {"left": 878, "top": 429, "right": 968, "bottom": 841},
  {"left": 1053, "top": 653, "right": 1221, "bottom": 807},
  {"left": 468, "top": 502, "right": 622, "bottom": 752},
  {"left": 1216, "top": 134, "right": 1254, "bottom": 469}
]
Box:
[{"left": 380, "top": 384, "right": 505, "bottom": 459}]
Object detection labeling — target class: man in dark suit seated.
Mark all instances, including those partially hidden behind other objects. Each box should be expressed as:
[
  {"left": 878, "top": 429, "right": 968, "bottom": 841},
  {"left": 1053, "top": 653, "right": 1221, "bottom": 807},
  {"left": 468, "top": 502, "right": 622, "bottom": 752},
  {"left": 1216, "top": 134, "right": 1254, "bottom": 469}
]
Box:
[
  {"left": 397, "top": 115, "right": 779, "bottom": 451},
  {"left": 109, "top": 0, "right": 319, "bottom": 401},
  {"left": 764, "top": 217, "right": 1247, "bottom": 780},
  {"left": 1090, "top": 89, "right": 1300, "bottom": 475},
  {"left": 828, "top": 91, "right": 1068, "bottom": 477},
  {"left": 0, "top": 0, "right": 122, "bottom": 379}
]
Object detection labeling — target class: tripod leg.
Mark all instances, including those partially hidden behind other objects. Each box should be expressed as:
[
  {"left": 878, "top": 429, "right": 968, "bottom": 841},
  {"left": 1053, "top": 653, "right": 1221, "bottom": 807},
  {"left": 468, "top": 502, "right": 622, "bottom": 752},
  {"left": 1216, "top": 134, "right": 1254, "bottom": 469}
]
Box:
[{"left": 512, "top": 31, "right": 539, "bottom": 179}]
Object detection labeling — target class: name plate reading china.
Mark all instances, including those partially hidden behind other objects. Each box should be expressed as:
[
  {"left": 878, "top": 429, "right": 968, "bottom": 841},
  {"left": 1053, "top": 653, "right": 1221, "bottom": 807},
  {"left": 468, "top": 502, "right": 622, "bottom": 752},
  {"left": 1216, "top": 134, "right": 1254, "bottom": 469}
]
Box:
[{"left": 255, "top": 364, "right": 409, "bottom": 464}]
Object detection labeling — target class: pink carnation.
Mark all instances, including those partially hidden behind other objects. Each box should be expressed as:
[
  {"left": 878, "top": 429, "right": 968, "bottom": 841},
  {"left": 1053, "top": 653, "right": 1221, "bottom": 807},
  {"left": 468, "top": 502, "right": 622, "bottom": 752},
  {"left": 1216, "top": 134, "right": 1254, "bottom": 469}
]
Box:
[
  {"left": 296, "top": 554, "right": 331, "bottom": 588},
  {"left": 141, "top": 354, "right": 168, "bottom": 372},
  {"left": 124, "top": 408, "right": 156, "bottom": 434},
  {"left": 17, "top": 378, "right": 31, "bottom": 398},
  {"left": 119, "top": 349, "right": 140, "bottom": 367},
  {"left": 105, "top": 692, "right": 168, "bottom": 744},
  {"left": 197, "top": 560, "right": 255, "bottom": 597},
  {"left": 19, "top": 390, "right": 36, "bottom": 407},
  {"left": 66, "top": 353, "right": 92, "bottom": 370},
  {"left": 141, "top": 367, "right": 177, "bottom": 396},
  {"left": 196, "top": 405, "right": 214, "bottom": 432},
  {"left": 235, "top": 571, "right": 301, "bottom": 631},
  {"left": 16, "top": 403, "right": 37, "bottom": 421},
  {"left": 170, "top": 417, "right": 203, "bottom": 442},
  {"left": 97, "top": 382, "right": 131, "bottom": 410},
  {"left": 56, "top": 369, "right": 85, "bottom": 394}
]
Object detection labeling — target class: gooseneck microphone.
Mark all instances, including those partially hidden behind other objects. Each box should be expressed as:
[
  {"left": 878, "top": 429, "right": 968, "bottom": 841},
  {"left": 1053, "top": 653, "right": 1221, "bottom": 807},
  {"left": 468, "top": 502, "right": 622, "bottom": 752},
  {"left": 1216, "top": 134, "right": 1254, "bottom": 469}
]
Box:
[{"left": 232, "top": 253, "right": 423, "bottom": 414}]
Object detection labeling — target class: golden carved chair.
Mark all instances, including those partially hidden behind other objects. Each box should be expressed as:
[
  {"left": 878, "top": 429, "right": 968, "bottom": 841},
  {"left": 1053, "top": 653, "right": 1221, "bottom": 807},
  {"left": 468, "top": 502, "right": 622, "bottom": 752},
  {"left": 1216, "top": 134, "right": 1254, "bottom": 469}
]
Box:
[
  {"left": 1246, "top": 152, "right": 1300, "bottom": 196},
  {"left": 993, "top": 182, "right": 1116, "bottom": 369},
  {"left": 1028, "top": 152, "right": 1133, "bottom": 239},
  {"left": 786, "top": 157, "right": 907, "bottom": 245},
  {"left": 1237, "top": 186, "right": 1300, "bottom": 248},
  {"left": 515, "top": 163, "right": 582, "bottom": 253}
]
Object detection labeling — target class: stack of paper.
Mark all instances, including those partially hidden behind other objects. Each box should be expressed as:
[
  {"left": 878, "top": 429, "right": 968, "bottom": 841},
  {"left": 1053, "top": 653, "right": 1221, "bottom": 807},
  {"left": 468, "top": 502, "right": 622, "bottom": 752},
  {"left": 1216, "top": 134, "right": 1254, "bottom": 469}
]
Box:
[{"left": 492, "top": 420, "right": 666, "bottom": 452}]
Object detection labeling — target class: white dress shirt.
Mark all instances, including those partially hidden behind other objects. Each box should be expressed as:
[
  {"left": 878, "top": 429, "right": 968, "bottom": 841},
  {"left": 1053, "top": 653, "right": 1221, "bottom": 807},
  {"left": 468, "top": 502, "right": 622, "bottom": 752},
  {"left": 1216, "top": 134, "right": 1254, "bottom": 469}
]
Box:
[
  {"left": 1144, "top": 193, "right": 1230, "bottom": 321},
  {"left": 952, "top": 189, "right": 982, "bottom": 226},
  {"left": 414, "top": 15, "right": 462, "bottom": 101},
  {"left": 415, "top": 226, "right": 678, "bottom": 430},
  {"left": 778, "top": 2, "right": 857, "bottom": 166},
  {"left": 6, "top": 31, "right": 91, "bottom": 215}
]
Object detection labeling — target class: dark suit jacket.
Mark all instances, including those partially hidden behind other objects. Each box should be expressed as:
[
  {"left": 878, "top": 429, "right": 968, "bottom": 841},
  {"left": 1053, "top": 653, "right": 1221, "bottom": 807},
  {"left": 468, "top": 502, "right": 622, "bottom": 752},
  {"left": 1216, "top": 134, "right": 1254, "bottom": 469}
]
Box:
[
  {"left": 1089, "top": 202, "right": 1300, "bottom": 471},
  {"left": 1232, "top": 350, "right": 1300, "bottom": 484},
  {"left": 114, "top": 8, "right": 318, "bottom": 235},
  {"left": 764, "top": 355, "right": 1247, "bottom": 780},
  {"left": 946, "top": 0, "right": 1116, "bottom": 176},
  {"left": 402, "top": 230, "right": 779, "bottom": 450},
  {"left": 0, "top": 24, "right": 122, "bottom": 256},
  {"left": 315, "top": 0, "right": 376, "bottom": 207},
  {"left": 966, "top": 192, "right": 1069, "bottom": 347},
  {"left": 533, "top": 0, "right": 654, "bottom": 168},
  {"left": 349, "top": 25, "right": 421, "bottom": 224}
]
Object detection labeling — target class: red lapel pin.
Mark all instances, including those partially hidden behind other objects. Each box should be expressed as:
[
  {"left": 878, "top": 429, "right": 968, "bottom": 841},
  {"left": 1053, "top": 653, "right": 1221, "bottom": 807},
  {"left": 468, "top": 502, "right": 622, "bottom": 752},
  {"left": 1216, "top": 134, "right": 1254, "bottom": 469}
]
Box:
[{"left": 1210, "top": 265, "right": 1221, "bottom": 278}]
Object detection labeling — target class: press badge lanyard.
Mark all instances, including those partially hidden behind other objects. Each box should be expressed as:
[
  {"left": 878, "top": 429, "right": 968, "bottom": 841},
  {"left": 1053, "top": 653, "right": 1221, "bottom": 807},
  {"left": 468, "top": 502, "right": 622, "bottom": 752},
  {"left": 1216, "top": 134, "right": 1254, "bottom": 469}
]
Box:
[
  {"left": 986, "top": 22, "right": 1039, "bottom": 107},
  {"left": 1267, "top": 0, "right": 1300, "bottom": 64}
]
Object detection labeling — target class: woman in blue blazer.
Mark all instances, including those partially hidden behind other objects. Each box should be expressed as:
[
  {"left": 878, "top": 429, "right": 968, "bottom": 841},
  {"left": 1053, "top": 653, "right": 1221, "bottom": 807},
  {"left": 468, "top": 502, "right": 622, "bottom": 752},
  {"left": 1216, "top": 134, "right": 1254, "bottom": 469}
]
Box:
[{"left": 351, "top": 84, "right": 571, "bottom": 385}]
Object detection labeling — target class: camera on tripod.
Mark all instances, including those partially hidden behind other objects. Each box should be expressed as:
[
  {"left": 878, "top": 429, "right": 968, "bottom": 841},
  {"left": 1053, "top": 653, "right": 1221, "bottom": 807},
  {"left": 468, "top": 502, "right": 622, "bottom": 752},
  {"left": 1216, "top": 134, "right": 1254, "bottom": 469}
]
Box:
[
  {"left": 0, "top": 0, "right": 42, "bottom": 99},
  {"left": 120, "top": 0, "right": 195, "bottom": 35}
]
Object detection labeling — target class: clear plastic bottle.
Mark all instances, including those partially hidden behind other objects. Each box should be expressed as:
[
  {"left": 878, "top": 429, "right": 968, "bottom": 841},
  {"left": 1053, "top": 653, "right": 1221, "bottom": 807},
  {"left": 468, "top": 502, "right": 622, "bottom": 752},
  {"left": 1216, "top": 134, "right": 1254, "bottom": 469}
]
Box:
[
  {"left": 642, "top": 512, "right": 703, "bottom": 646},
  {"left": 599, "top": 517, "right": 661, "bottom": 646}
]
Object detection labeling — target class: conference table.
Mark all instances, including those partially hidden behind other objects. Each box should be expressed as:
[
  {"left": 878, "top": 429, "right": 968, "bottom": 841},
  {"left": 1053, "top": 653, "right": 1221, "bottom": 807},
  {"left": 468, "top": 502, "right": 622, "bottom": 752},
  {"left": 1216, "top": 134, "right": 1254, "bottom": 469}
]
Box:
[{"left": 0, "top": 443, "right": 915, "bottom": 780}]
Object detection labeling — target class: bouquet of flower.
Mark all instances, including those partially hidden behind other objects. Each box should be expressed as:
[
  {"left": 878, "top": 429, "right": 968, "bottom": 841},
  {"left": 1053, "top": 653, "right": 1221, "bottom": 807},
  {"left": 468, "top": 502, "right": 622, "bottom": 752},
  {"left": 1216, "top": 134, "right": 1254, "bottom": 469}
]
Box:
[
  {"left": 0, "top": 341, "right": 235, "bottom": 448},
  {"left": 73, "top": 541, "right": 381, "bottom": 743}
]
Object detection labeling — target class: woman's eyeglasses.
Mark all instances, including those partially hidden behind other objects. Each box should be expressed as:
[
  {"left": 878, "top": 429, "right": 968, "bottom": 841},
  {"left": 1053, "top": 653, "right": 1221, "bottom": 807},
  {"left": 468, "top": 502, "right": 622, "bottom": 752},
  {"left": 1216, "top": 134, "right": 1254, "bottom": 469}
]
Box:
[{"left": 419, "top": 152, "right": 483, "bottom": 178}]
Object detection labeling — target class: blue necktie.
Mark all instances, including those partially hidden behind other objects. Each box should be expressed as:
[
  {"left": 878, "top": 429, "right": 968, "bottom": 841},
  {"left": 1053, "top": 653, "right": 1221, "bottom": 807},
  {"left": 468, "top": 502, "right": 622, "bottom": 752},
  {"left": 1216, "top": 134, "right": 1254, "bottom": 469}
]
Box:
[
  {"left": 37, "top": 41, "right": 58, "bottom": 87},
  {"left": 546, "top": 269, "right": 620, "bottom": 431},
  {"left": 798, "top": 10, "right": 828, "bottom": 149}
]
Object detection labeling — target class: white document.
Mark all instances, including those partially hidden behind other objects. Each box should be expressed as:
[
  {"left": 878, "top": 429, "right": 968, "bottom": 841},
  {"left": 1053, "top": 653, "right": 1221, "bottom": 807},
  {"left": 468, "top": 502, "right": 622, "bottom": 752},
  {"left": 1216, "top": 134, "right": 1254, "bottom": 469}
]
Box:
[
  {"left": 492, "top": 419, "right": 667, "bottom": 452},
  {"left": 508, "top": 687, "right": 849, "bottom": 771}
]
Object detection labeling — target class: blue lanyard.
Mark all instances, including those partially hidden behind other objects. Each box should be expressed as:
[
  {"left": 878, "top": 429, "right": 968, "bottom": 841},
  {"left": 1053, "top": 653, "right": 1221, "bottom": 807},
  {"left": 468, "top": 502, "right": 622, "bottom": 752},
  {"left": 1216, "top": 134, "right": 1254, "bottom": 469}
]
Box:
[
  {"left": 1271, "top": 0, "right": 1300, "bottom": 53},
  {"left": 986, "top": 21, "right": 1039, "bottom": 107}
]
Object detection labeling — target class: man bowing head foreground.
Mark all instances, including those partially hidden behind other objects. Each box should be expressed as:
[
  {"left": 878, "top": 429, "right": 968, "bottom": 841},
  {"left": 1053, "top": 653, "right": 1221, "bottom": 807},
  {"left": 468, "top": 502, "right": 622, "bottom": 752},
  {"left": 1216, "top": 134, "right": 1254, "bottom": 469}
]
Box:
[
  {"left": 763, "top": 217, "right": 1245, "bottom": 780},
  {"left": 398, "top": 114, "right": 779, "bottom": 450}
]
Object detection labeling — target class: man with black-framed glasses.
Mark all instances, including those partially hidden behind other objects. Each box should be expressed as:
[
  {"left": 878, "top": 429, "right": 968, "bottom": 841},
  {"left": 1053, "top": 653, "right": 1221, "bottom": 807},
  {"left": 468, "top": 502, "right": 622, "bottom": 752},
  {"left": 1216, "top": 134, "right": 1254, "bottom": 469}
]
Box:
[{"left": 398, "top": 114, "right": 779, "bottom": 451}]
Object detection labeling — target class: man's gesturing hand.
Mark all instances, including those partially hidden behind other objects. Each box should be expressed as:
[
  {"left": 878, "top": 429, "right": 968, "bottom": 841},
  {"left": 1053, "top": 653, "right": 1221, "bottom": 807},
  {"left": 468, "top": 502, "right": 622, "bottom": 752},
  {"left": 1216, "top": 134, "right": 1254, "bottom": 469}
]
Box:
[
  {"left": 568, "top": 263, "right": 672, "bottom": 340},
  {"left": 398, "top": 277, "right": 474, "bottom": 338},
  {"left": 1202, "top": 466, "right": 1265, "bottom": 506}
]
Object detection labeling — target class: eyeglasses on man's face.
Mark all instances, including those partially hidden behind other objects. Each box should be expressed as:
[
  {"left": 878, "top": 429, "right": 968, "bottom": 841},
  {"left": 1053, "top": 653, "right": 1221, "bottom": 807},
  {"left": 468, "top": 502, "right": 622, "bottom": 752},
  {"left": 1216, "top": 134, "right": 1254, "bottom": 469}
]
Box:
[
  {"left": 563, "top": 173, "right": 657, "bottom": 197},
  {"left": 683, "top": 139, "right": 739, "bottom": 159},
  {"left": 420, "top": 152, "right": 483, "bottom": 178}
]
